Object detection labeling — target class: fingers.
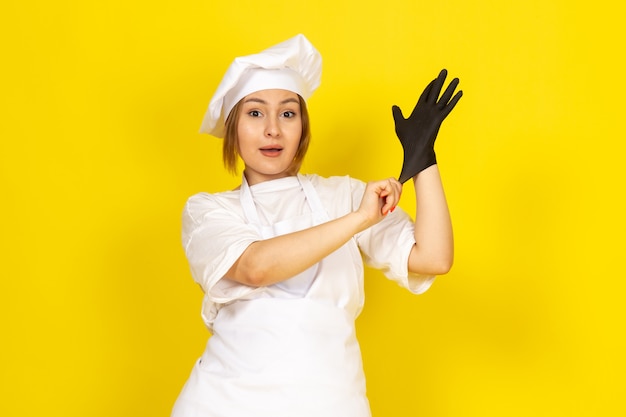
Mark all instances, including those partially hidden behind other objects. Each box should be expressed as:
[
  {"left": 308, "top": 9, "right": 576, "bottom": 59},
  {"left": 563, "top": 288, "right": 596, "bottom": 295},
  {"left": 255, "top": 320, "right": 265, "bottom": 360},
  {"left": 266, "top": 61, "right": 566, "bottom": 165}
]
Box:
[
  {"left": 391, "top": 105, "right": 405, "bottom": 123},
  {"left": 417, "top": 80, "right": 435, "bottom": 108},
  {"left": 431, "top": 69, "right": 463, "bottom": 117},
  {"left": 442, "top": 90, "right": 463, "bottom": 117},
  {"left": 377, "top": 178, "right": 402, "bottom": 215},
  {"left": 396, "top": 70, "right": 461, "bottom": 122},
  {"left": 438, "top": 77, "right": 460, "bottom": 108},
  {"left": 359, "top": 178, "right": 403, "bottom": 226},
  {"left": 428, "top": 69, "right": 448, "bottom": 105}
]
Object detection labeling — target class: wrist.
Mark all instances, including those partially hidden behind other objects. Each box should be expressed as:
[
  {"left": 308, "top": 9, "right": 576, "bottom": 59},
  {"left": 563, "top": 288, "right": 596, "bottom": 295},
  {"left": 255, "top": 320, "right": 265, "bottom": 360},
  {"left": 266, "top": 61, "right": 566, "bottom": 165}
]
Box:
[{"left": 347, "top": 210, "right": 373, "bottom": 234}]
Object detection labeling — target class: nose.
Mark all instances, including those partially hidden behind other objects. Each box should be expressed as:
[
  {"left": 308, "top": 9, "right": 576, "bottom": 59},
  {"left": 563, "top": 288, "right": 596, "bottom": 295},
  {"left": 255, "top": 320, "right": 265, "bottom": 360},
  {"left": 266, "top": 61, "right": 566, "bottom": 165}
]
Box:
[{"left": 265, "top": 117, "right": 280, "bottom": 137}]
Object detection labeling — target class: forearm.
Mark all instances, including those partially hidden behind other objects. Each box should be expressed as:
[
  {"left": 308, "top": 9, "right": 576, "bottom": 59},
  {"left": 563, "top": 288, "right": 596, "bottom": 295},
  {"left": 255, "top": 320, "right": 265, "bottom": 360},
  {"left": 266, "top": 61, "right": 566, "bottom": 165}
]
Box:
[
  {"left": 227, "top": 211, "right": 370, "bottom": 286},
  {"left": 408, "top": 165, "right": 454, "bottom": 275}
]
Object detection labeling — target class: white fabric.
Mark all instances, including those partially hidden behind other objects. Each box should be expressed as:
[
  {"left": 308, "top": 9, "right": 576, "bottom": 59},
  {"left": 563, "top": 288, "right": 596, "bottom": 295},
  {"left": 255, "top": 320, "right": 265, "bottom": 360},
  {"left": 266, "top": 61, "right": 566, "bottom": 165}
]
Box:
[
  {"left": 173, "top": 174, "right": 435, "bottom": 417},
  {"left": 222, "top": 68, "right": 306, "bottom": 124},
  {"left": 200, "top": 34, "right": 322, "bottom": 138},
  {"left": 181, "top": 174, "right": 434, "bottom": 331},
  {"left": 172, "top": 300, "right": 370, "bottom": 417}
]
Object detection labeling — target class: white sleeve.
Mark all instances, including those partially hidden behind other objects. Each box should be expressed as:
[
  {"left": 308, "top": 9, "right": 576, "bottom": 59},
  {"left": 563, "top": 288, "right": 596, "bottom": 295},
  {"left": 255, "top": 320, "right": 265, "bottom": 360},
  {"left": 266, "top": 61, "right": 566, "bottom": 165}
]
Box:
[
  {"left": 182, "top": 192, "right": 262, "bottom": 304},
  {"left": 351, "top": 179, "right": 435, "bottom": 294}
]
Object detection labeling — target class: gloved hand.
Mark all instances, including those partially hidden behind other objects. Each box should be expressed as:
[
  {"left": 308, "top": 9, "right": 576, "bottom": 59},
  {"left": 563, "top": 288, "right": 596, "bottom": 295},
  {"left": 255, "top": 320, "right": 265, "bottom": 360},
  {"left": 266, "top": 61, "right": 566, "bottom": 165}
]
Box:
[{"left": 393, "top": 69, "right": 463, "bottom": 183}]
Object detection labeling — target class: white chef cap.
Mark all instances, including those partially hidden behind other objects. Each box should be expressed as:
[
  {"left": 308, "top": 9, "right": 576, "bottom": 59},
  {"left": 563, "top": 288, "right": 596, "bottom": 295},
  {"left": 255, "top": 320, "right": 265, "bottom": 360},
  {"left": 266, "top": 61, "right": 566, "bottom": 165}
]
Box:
[{"left": 200, "top": 34, "right": 322, "bottom": 138}]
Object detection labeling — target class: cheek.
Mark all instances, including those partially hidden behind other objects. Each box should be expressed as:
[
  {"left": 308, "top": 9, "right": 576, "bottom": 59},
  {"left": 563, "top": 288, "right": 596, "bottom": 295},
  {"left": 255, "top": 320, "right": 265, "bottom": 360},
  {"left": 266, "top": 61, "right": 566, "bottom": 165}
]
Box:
[
  {"left": 236, "top": 125, "right": 255, "bottom": 150},
  {"left": 287, "top": 124, "right": 303, "bottom": 142},
  {"left": 286, "top": 128, "right": 303, "bottom": 154},
  {"left": 237, "top": 123, "right": 253, "bottom": 139}
]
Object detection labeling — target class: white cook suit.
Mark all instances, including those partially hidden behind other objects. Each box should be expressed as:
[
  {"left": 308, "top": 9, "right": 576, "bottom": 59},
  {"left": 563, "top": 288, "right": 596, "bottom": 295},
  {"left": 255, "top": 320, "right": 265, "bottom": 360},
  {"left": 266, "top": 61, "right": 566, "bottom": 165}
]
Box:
[{"left": 171, "top": 174, "right": 435, "bottom": 417}]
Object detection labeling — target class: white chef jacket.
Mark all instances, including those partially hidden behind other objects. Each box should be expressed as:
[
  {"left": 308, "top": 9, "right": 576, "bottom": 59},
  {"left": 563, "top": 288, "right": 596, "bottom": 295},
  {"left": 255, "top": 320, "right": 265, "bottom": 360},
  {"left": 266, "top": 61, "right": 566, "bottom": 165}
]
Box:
[{"left": 172, "top": 174, "right": 434, "bottom": 417}]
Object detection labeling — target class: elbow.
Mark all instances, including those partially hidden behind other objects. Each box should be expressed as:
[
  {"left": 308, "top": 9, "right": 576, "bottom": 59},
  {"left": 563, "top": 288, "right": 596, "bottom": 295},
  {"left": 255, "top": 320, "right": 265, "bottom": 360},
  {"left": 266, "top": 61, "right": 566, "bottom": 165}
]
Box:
[
  {"left": 229, "top": 242, "right": 273, "bottom": 287},
  {"left": 431, "top": 251, "right": 454, "bottom": 275},
  {"left": 408, "top": 258, "right": 453, "bottom": 276},
  {"left": 227, "top": 258, "right": 271, "bottom": 287},
  {"left": 235, "top": 266, "right": 270, "bottom": 287},
  {"left": 409, "top": 245, "right": 454, "bottom": 276},
  {"left": 431, "top": 257, "right": 453, "bottom": 275}
]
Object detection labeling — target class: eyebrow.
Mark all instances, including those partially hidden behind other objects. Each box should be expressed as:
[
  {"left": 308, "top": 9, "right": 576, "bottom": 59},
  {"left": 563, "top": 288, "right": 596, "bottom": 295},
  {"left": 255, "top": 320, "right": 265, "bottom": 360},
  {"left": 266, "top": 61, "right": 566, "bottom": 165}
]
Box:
[{"left": 243, "top": 97, "right": 300, "bottom": 105}]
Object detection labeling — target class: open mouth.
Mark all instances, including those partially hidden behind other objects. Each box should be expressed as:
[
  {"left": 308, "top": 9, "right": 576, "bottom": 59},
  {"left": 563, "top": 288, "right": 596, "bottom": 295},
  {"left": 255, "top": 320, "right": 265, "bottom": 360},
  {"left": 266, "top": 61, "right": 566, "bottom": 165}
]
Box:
[{"left": 259, "top": 146, "right": 283, "bottom": 156}]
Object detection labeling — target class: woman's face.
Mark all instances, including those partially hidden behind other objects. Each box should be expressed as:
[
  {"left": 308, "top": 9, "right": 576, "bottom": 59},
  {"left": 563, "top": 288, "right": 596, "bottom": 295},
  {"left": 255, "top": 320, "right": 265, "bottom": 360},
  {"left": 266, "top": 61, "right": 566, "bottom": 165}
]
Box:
[{"left": 237, "top": 89, "right": 303, "bottom": 185}]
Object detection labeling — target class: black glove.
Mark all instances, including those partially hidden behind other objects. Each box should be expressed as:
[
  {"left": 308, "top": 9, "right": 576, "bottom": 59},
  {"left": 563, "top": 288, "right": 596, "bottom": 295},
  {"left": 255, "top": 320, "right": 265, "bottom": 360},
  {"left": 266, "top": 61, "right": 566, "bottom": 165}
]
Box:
[{"left": 393, "top": 69, "right": 463, "bottom": 183}]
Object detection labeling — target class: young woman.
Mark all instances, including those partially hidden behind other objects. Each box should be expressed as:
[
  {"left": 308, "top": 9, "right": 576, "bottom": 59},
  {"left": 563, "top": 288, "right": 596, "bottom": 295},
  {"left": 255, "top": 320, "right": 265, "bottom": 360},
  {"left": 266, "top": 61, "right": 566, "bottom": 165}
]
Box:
[{"left": 172, "top": 34, "right": 462, "bottom": 417}]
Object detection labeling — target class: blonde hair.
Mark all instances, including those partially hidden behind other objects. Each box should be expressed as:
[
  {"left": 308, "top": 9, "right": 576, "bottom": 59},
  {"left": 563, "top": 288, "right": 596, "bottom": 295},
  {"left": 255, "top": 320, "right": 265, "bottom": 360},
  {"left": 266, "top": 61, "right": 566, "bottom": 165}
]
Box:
[{"left": 222, "top": 95, "right": 311, "bottom": 176}]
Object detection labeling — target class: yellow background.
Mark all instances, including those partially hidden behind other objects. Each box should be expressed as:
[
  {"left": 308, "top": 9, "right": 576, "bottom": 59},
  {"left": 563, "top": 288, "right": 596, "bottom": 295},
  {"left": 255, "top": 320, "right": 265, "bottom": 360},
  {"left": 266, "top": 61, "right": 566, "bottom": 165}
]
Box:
[{"left": 2, "top": 1, "right": 625, "bottom": 415}]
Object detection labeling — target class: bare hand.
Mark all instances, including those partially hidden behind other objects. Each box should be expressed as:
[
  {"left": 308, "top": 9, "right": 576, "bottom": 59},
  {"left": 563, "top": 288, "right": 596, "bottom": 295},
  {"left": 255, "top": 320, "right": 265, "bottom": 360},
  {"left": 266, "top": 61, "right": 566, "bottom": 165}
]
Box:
[{"left": 356, "top": 178, "right": 402, "bottom": 227}]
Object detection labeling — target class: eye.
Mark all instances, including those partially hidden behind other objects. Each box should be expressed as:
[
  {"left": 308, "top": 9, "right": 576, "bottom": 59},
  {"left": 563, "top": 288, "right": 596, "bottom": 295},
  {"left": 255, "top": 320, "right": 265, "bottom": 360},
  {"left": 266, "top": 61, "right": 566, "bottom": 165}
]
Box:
[
  {"left": 248, "top": 110, "right": 261, "bottom": 117},
  {"left": 282, "top": 111, "right": 296, "bottom": 118}
]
